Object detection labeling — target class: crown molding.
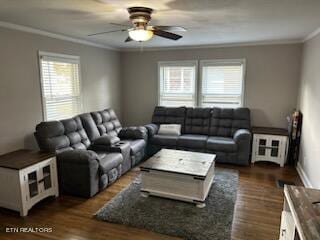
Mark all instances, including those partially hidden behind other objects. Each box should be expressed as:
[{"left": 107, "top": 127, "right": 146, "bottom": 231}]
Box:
[
  {"left": 0, "top": 21, "right": 118, "bottom": 51},
  {"left": 303, "top": 26, "right": 320, "bottom": 42},
  {"left": 1, "top": 20, "right": 317, "bottom": 52},
  {"left": 120, "top": 39, "right": 303, "bottom": 52}
]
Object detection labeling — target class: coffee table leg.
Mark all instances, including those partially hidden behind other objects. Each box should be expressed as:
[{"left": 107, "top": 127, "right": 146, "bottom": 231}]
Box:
[
  {"left": 196, "top": 202, "right": 206, "bottom": 208},
  {"left": 140, "top": 191, "right": 149, "bottom": 198}
]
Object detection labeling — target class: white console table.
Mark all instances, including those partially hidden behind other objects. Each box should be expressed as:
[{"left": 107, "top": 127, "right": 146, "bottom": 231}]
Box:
[
  {"left": 0, "top": 150, "right": 59, "bottom": 216},
  {"left": 251, "top": 127, "right": 289, "bottom": 167},
  {"left": 279, "top": 185, "right": 320, "bottom": 240}
]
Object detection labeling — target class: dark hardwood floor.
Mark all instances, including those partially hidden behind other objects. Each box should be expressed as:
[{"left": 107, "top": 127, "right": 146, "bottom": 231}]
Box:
[{"left": 0, "top": 162, "right": 302, "bottom": 240}]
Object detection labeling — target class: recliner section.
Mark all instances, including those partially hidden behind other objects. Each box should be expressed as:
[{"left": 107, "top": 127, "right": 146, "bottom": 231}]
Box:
[
  {"left": 35, "top": 108, "right": 147, "bottom": 198},
  {"left": 81, "top": 109, "right": 147, "bottom": 170},
  {"left": 146, "top": 106, "right": 252, "bottom": 165},
  {"left": 35, "top": 116, "right": 92, "bottom": 154},
  {"left": 56, "top": 149, "right": 101, "bottom": 197}
]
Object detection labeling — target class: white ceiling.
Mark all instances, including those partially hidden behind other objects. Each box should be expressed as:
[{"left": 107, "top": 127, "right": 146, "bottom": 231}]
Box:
[{"left": 0, "top": 0, "right": 320, "bottom": 50}]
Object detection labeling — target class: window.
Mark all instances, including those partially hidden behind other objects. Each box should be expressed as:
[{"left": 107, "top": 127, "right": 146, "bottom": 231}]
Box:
[
  {"left": 200, "top": 59, "right": 245, "bottom": 108},
  {"left": 158, "top": 61, "right": 197, "bottom": 107},
  {"left": 158, "top": 59, "right": 246, "bottom": 108},
  {"left": 39, "top": 52, "right": 82, "bottom": 121}
]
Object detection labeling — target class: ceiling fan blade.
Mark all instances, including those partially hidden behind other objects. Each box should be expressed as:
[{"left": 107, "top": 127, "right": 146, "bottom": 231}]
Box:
[
  {"left": 153, "top": 26, "right": 186, "bottom": 32},
  {"left": 109, "top": 22, "right": 131, "bottom": 27},
  {"left": 153, "top": 29, "right": 182, "bottom": 40},
  {"left": 88, "top": 29, "right": 127, "bottom": 36},
  {"left": 125, "top": 36, "right": 133, "bottom": 42}
]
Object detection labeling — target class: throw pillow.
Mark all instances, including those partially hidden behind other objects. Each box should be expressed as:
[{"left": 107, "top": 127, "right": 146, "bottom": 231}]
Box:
[{"left": 158, "top": 124, "right": 181, "bottom": 136}]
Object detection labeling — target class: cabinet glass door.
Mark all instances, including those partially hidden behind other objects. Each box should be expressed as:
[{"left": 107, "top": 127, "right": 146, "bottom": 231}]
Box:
[
  {"left": 27, "top": 171, "right": 39, "bottom": 198},
  {"left": 42, "top": 165, "right": 52, "bottom": 190},
  {"left": 270, "top": 140, "right": 280, "bottom": 157},
  {"left": 257, "top": 138, "right": 267, "bottom": 156}
]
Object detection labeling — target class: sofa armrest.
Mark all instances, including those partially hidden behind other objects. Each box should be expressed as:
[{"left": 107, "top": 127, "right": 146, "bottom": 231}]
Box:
[
  {"left": 233, "top": 129, "right": 251, "bottom": 142},
  {"left": 57, "top": 149, "right": 99, "bottom": 165},
  {"left": 56, "top": 149, "right": 100, "bottom": 197},
  {"left": 89, "top": 135, "right": 120, "bottom": 151},
  {"left": 145, "top": 123, "right": 159, "bottom": 138},
  {"left": 118, "top": 126, "right": 147, "bottom": 141},
  {"left": 233, "top": 129, "right": 252, "bottom": 165},
  {"left": 93, "top": 135, "right": 120, "bottom": 146}
]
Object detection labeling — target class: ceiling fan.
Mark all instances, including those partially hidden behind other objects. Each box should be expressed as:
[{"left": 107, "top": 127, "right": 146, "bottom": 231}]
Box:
[{"left": 88, "top": 7, "right": 186, "bottom": 42}]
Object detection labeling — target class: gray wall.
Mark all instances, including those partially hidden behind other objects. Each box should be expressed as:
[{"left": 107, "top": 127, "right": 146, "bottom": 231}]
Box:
[
  {"left": 0, "top": 26, "right": 303, "bottom": 156},
  {"left": 0, "top": 27, "right": 121, "bottom": 155},
  {"left": 121, "top": 44, "right": 302, "bottom": 128},
  {"left": 297, "top": 33, "right": 320, "bottom": 189}
]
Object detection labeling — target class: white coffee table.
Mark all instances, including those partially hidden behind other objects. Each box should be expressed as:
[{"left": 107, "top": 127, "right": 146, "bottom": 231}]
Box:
[{"left": 140, "top": 149, "right": 216, "bottom": 208}]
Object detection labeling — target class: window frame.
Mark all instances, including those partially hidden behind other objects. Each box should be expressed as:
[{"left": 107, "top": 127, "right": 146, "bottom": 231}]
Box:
[
  {"left": 38, "top": 51, "right": 83, "bottom": 121},
  {"left": 157, "top": 60, "right": 198, "bottom": 107},
  {"left": 199, "top": 58, "right": 246, "bottom": 108},
  {"left": 157, "top": 59, "right": 246, "bottom": 108}
]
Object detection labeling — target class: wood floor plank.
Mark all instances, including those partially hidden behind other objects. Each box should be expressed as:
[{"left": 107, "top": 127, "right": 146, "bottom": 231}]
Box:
[{"left": 0, "top": 162, "right": 302, "bottom": 240}]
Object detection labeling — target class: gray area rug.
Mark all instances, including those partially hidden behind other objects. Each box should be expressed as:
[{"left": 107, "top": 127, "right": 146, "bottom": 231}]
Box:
[{"left": 95, "top": 168, "right": 239, "bottom": 240}]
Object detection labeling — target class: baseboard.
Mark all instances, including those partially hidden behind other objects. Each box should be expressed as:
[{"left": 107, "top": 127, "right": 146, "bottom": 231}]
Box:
[{"left": 296, "top": 161, "right": 313, "bottom": 188}]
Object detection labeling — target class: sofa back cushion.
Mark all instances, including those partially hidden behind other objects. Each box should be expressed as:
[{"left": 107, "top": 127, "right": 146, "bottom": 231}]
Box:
[
  {"left": 35, "top": 116, "right": 91, "bottom": 153},
  {"left": 79, "top": 112, "right": 101, "bottom": 141},
  {"left": 151, "top": 106, "right": 186, "bottom": 133},
  {"left": 184, "top": 108, "right": 211, "bottom": 135},
  {"left": 209, "top": 108, "right": 250, "bottom": 137},
  {"left": 90, "top": 109, "right": 122, "bottom": 138}
]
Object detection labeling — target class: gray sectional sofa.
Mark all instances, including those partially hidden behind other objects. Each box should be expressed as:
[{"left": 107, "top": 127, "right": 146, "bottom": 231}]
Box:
[
  {"left": 35, "top": 108, "right": 147, "bottom": 197},
  {"left": 34, "top": 106, "right": 251, "bottom": 198},
  {"left": 146, "top": 106, "right": 252, "bottom": 165}
]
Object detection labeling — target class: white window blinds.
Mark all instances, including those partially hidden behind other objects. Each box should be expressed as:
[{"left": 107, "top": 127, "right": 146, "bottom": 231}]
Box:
[
  {"left": 200, "top": 60, "right": 245, "bottom": 108},
  {"left": 159, "top": 61, "right": 197, "bottom": 107},
  {"left": 39, "top": 52, "right": 82, "bottom": 121}
]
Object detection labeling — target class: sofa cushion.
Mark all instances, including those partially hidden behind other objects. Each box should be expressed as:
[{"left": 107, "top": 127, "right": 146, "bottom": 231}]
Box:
[
  {"left": 91, "top": 109, "right": 122, "bottom": 138},
  {"left": 206, "top": 136, "right": 237, "bottom": 152},
  {"left": 97, "top": 152, "right": 123, "bottom": 173},
  {"left": 152, "top": 106, "right": 186, "bottom": 133},
  {"left": 35, "top": 120, "right": 71, "bottom": 152},
  {"left": 93, "top": 135, "right": 120, "bottom": 146},
  {"left": 184, "top": 108, "right": 211, "bottom": 135},
  {"left": 150, "top": 134, "right": 178, "bottom": 147},
  {"left": 126, "top": 139, "right": 146, "bottom": 155},
  {"left": 61, "top": 117, "right": 91, "bottom": 150},
  {"left": 177, "top": 134, "right": 208, "bottom": 149},
  {"left": 209, "top": 108, "right": 250, "bottom": 137},
  {"left": 79, "top": 113, "right": 101, "bottom": 141},
  {"left": 35, "top": 116, "right": 91, "bottom": 153}
]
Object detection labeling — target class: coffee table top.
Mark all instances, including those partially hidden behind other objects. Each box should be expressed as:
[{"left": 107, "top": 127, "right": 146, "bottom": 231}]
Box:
[{"left": 140, "top": 149, "right": 216, "bottom": 178}]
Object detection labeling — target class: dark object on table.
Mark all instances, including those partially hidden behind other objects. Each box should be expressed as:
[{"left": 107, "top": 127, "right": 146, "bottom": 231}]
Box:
[{"left": 287, "top": 110, "right": 303, "bottom": 166}]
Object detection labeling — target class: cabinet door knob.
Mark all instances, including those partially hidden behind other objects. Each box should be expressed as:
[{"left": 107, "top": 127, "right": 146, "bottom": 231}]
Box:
[{"left": 281, "top": 229, "right": 286, "bottom": 237}]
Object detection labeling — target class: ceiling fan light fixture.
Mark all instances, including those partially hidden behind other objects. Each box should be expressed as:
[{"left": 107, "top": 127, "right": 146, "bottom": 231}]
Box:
[
  {"left": 88, "top": 6, "right": 185, "bottom": 42},
  {"left": 128, "top": 29, "right": 153, "bottom": 41}
]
